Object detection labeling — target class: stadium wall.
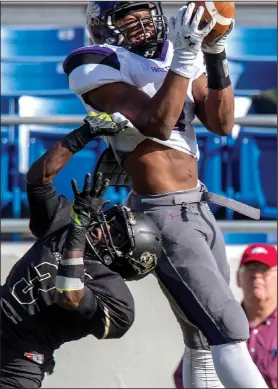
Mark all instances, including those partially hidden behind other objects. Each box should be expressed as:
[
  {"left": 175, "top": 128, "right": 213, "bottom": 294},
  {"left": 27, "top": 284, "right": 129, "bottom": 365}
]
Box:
[{"left": 1, "top": 243, "right": 247, "bottom": 389}]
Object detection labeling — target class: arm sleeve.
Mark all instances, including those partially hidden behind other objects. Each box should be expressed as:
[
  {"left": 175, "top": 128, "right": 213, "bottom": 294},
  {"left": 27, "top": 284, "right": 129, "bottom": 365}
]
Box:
[
  {"left": 27, "top": 182, "right": 60, "bottom": 238},
  {"left": 63, "top": 45, "right": 123, "bottom": 95}
]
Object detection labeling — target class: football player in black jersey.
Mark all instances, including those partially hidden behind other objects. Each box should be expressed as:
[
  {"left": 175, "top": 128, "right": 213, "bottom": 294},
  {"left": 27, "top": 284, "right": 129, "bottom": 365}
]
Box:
[{"left": 0, "top": 113, "right": 162, "bottom": 389}]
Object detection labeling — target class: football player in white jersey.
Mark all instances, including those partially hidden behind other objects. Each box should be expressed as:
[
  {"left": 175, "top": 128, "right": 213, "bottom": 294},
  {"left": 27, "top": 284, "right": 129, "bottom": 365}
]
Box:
[{"left": 63, "top": 2, "right": 268, "bottom": 388}]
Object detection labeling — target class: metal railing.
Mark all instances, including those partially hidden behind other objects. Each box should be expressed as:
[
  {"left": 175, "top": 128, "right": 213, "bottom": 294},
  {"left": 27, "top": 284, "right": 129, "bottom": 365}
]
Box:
[
  {"left": 1, "top": 218, "right": 276, "bottom": 234},
  {"left": 1, "top": 114, "right": 277, "bottom": 127}
]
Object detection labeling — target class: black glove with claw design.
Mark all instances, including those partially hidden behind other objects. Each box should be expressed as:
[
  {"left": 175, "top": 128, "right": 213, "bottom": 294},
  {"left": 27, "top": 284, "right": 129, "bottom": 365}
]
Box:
[{"left": 61, "top": 112, "right": 128, "bottom": 154}]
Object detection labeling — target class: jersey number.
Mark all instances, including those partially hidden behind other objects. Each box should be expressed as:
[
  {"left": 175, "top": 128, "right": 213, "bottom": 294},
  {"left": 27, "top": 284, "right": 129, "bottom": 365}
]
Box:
[
  {"left": 11, "top": 262, "right": 58, "bottom": 305},
  {"left": 11, "top": 261, "right": 92, "bottom": 305}
]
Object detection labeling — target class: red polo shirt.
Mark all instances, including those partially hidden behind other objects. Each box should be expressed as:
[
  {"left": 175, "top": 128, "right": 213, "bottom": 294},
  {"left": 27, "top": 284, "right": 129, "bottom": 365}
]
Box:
[
  {"left": 173, "top": 309, "right": 277, "bottom": 389},
  {"left": 246, "top": 308, "right": 277, "bottom": 389}
]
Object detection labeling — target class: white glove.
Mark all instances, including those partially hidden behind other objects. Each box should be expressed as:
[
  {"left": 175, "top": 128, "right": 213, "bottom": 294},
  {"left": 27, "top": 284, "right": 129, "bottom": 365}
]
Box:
[
  {"left": 202, "top": 19, "right": 235, "bottom": 54},
  {"left": 169, "top": 2, "right": 216, "bottom": 78}
]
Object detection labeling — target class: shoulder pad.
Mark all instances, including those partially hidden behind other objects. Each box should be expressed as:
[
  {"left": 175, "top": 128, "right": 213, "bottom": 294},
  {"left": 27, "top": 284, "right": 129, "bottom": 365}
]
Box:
[
  {"left": 63, "top": 44, "right": 127, "bottom": 95},
  {"left": 63, "top": 44, "right": 121, "bottom": 76}
]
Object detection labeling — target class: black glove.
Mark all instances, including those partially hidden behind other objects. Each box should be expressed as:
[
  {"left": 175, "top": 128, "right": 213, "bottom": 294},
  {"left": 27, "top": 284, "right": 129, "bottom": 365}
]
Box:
[
  {"left": 64, "top": 173, "right": 110, "bottom": 251},
  {"left": 71, "top": 172, "right": 110, "bottom": 229},
  {"left": 61, "top": 112, "right": 128, "bottom": 154}
]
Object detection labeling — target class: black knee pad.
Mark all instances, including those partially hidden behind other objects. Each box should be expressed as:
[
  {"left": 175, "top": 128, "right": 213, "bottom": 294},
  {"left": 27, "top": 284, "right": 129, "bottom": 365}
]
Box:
[{"left": 215, "top": 299, "right": 249, "bottom": 344}]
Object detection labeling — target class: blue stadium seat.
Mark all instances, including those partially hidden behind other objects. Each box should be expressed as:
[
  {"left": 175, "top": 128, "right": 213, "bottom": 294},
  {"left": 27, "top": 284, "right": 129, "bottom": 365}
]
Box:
[
  {"left": 227, "top": 27, "right": 276, "bottom": 59},
  {"left": 18, "top": 94, "right": 88, "bottom": 177},
  {"left": 1, "top": 127, "right": 21, "bottom": 218},
  {"left": 18, "top": 95, "right": 86, "bottom": 133},
  {"left": 196, "top": 127, "right": 227, "bottom": 215},
  {"left": 1, "top": 96, "right": 18, "bottom": 114},
  {"left": 18, "top": 95, "right": 86, "bottom": 116},
  {"left": 17, "top": 95, "right": 100, "bottom": 208},
  {"left": 227, "top": 27, "right": 277, "bottom": 94},
  {"left": 2, "top": 60, "right": 69, "bottom": 96},
  {"left": 196, "top": 127, "right": 224, "bottom": 192},
  {"left": 1, "top": 27, "right": 85, "bottom": 60},
  {"left": 232, "top": 128, "right": 277, "bottom": 219},
  {"left": 1, "top": 128, "right": 13, "bottom": 211}
]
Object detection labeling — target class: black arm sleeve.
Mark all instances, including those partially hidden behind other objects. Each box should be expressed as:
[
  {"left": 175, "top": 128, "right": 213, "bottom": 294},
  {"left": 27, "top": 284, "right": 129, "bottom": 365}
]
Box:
[{"left": 27, "top": 182, "right": 60, "bottom": 238}]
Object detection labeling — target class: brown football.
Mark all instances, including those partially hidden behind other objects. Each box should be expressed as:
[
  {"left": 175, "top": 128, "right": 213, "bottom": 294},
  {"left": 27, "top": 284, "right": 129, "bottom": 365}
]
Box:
[{"left": 193, "top": 1, "right": 235, "bottom": 44}]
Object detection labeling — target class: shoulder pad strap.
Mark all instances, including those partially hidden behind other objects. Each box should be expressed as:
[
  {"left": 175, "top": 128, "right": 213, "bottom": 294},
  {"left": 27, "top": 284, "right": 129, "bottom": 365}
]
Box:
[{"left": 94, "top": 147, "right": 132, "bottom": 187}]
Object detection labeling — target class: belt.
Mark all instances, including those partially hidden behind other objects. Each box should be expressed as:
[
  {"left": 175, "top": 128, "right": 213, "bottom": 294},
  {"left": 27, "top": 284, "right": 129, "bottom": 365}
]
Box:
[{"left": 141, "top": 191, "right": 260, "bottom": 220}]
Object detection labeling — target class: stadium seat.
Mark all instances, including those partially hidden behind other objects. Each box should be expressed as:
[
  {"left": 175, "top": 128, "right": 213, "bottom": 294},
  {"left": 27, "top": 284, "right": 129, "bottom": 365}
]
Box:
[
  {"left": 227, "top": 27, "right": 277, "bottom": 94},
  {"left": 2, "top": 60, "right": 69, "bottom": 96},
  {"left": 196, "top": 127, "right": 228, "bottom": 216},
  {"left": 1, "top": 27, "right": 86, "bottom": 60},
  {"left": 1, "top": 96, "right": 18, "bottom": 114},
  {"left": 1, "top": 128, "right": 13, "bottom": 211},
  {"left": 1, "top": 127, "right": 21, "bottom": 218},
  {"left": 227, "top": 27, "right": 276, "bottom": 60},
  {"left": 18, "top": 94, "right": 88, "bottom": 174},
  {"left": 17, "top": 95, "right": 104, "bottom": 209},
  {"left": 232, "top": 128, "right": 277, "bottom": 219},
  {"left": 18, "top": 95, "right": 86, "bottom": 117}
]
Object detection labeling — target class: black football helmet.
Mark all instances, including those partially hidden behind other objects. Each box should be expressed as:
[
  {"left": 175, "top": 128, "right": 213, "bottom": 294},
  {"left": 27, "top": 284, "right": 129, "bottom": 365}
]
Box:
[
  {"left": 86, "top": 1, "right": 168, "bottom": 57},
  {"left": 85, "top": 205, "right": 162, "bottom": 281}
]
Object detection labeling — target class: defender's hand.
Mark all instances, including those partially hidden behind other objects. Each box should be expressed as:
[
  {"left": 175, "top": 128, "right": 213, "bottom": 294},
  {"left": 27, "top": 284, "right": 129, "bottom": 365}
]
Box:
[
  {"left": 61, "top": 113, "right": 128, "bottom": 154},
  {"left": 71, "top": 173, "right": 110, "bottom": 229},
  {"left": 169, "top": 3, "right": 216, "bottom": 78},
  {"left": 85, "top": 112, "right": 128, "bottom": 136},
  {"left": 202, "top": 19, "right": 235, "bottom": 54}
]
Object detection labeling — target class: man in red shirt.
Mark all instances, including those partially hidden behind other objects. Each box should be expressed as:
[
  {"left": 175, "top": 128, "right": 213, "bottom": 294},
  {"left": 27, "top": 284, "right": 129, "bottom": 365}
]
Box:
[
  {"left": 173, "top": 243, "right": 277, "bottom": 388},
  {"left": 237, "top": 244, "right": 277, "bottom": 388}
]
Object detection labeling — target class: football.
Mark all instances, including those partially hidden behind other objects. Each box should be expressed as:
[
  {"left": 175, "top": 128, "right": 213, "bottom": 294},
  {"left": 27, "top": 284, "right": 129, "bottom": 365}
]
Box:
[{"left": 193, "top": 1, "right": 235, "bottom": 44}]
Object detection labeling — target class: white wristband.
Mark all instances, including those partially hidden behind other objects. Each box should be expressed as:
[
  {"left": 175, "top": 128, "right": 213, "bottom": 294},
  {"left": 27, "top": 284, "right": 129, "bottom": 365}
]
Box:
[{"left": 55, "top": 256, "right": 85, "bottom": 292}]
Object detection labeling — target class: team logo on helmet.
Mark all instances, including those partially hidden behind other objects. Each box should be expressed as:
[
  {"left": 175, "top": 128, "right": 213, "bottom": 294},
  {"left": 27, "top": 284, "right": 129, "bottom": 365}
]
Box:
[{"left": 139, "top": 251, "right": 158, "bottom": 273}]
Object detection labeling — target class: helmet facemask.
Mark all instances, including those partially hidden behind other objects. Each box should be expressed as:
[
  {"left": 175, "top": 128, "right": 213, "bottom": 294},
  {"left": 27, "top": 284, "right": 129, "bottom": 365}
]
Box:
[
  {"left": 87, "top": 2, "right": 167, "bottom": 58},
  {"left": 84, "top": 205, "right": 160, "bottom": 281}
]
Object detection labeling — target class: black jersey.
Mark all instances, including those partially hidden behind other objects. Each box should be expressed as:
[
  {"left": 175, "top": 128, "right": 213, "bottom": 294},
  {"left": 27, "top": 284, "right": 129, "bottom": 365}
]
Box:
[
  {"left": 1, "top": 191, "right": 134, "bottom": 358},
  {"left": 1, "top": 197, "right": 70, "bottom": 321}
]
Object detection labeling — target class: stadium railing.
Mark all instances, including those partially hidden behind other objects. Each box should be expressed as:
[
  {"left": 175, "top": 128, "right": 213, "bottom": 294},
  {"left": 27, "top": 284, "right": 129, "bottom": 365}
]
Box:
[
  {"left": 1, "top": 218, "right": 276, "bottom": 235},
  {"left": 2, "top": 115, "right": 277, "bottom": 127}
]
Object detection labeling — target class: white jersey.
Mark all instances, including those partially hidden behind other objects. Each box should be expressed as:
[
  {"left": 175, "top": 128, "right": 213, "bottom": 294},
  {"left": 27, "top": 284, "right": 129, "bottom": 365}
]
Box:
[{"left": 63, "top": 41, "right": 206, "bottom": 163}]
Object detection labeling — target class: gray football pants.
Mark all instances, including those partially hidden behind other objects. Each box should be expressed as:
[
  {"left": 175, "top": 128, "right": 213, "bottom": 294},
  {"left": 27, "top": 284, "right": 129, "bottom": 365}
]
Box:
[{"left": 126, "top": 184, "right": 250, "bottom": 349}]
